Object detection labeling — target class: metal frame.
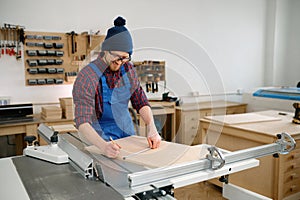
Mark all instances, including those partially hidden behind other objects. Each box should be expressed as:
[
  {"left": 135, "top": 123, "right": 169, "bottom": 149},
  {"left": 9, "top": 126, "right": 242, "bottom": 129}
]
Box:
[
  {"left": 37, "top": 124, "right": 296, "bottom": 199},
  {"left": 127, "top": 132, "right": 295, "bottom": 188},
  {"left": 38, "top": 124, "right": 94, "bottom": 179}
]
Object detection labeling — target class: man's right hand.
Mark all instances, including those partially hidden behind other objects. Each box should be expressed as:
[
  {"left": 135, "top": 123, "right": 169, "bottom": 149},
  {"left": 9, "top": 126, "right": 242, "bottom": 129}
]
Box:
[{"left": 103, "top": 142, "right": 121, "bottom": 158}]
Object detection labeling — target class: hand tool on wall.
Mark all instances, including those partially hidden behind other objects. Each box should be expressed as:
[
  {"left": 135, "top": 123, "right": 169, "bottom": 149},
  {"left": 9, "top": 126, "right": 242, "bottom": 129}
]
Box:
[
  {"left": 52, "top": 36, "right": 61, "bottom": 40},
  {"left": 0, "top": 28, "right": 2, "bottom": 58},
  {"left": 35, "top": 42, "right": 44, "bottom": 47},
  {"left": 16, "top": 27, "right": 24, "bottom": 59},
  {"left": 26, "top": 50, "right": 37, "bottom": 56},
  {"left": 44, "top": 43, "right": 53, "bottom": 48},
  {"left": 5, "top": 27, "right": 9, "bottom": 55},
  {"left": 53, "top": 43, "right": 63, "bottom": 49},
  {"left": 54, "top": 78, "right": 64, "bottom": 84},
  {"left": 152, "top": 82, "right": 158, "bottom": 93},
  {"left": 55, "top": 59, "right": 63, "bottom": 65},
  {"left": 27, "top": 59, "right": 38, "bottom": 66},
  {"left": 66, "top": 31, "right": 78, "bottom": 55},
  {"left": 11, "top": 27, "right": 17, "bottom": 56},
  {"left": 2, "top": 23, "right": 25, "bottom": 58},
  {"left": 2, "top": 28, "right": 5, "bottom": 55},
  {"left": 38, "top": 68, "right": 47, "bottom": 73},
  {"left": 7, "top": 25, "right": 15, "bottom": 56},
  {"left": 81, "top": 31, "right": 89, "bottom": 55},
  {"left": 89, "top": 30, "right": 92, "bottom": 48},
  {"left": 146, "top": 82, "right": 151, "bottom": 93},
  {"left": 28, "top": 79, "right": 37, "bottom": 85},
  {"left": 46, "top": 78, "right": 54, "bottom": 84}
]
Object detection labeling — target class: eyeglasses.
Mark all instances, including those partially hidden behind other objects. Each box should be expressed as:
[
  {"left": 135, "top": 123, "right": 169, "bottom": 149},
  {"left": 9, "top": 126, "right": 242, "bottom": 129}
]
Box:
[{"left": 109, "top": 51, "right": 131, "bottom": 63}]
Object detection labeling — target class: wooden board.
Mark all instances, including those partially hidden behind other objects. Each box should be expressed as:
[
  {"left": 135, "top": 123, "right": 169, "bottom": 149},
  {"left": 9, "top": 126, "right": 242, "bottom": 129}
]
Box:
[
  {"left": 85, "top": 136, "right": 209, "bottom": 168},
  {"left": 204, "top": 112, "right": 281, "bottom": 125},
  {"left": 51, "top": 124, "right": 77, "bottom": 133}
]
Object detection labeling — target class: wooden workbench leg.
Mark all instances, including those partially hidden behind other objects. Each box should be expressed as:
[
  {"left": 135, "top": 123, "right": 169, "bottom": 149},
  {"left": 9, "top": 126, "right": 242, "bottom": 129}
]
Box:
[{"left": 15, "top": 133, "right": 25, "bottom": 155}]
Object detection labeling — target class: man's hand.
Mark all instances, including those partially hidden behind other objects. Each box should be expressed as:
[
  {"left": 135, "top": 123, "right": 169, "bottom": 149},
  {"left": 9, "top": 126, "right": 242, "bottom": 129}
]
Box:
[
  {"left": 103, "top": 142, "right": 121, "bottom": 158},
  {"left": 147, "top": 132, "right": 161, "bottom": 149}
]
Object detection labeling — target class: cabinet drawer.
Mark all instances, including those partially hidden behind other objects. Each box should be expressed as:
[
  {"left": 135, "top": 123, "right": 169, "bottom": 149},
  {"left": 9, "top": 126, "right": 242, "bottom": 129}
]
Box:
[
  {"left": 284, "top": 168, "right": 300, "bottom": 183},
  {"left": 226, "top": 106, "right": 246, "bottom": 114},
  {"left": 283, "top": 148, "right": 300, "bottom": 164},
  {"left": 283, "top": 159, "right": 300, "bottom": 173},
  {"left": 182, "top": 117, "right": 198, "bottom": 145},
  {"left": 203, "top": 108, "right": 226, "bottom": 116},
  {"left": 184, "top": 112, "right": 200, "bottom": 123},
  {"left": 283, "top": 179, "right": 300, "bottom": 198}
]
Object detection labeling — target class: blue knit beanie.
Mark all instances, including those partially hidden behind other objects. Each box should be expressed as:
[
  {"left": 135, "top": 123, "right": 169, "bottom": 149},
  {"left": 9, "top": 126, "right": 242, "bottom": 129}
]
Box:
[{"left": 101, "top": 16, "right": 133, "bottom": 55}]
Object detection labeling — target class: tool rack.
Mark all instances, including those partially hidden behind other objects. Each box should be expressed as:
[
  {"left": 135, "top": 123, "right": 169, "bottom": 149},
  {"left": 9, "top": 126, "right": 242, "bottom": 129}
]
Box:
[
  {"left": 24, "top": 31, "right": 105, "bottom": 86},
  {"left": 0, "top": 23, "right": 25, "bottom": 60},
  {"left": 133, "top": 60, "right": 166, "bottom": 93}
]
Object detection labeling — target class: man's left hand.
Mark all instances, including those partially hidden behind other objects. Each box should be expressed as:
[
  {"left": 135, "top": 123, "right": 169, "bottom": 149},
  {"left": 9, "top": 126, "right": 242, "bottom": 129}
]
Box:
[{"left": 147, "top": 132, "right": 161, "bottom": 149}]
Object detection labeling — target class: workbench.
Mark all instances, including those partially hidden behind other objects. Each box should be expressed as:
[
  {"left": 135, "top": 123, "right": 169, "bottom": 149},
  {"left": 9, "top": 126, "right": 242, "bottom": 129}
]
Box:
[
  {"left": 199, "top": 110, "right": 300, "bottom": 200},
  {"left": 176, "top": 100, "right": 247, "bottom": 145},
  {"left": 0, "top": 114, "right": 74, "bottom": 155}
]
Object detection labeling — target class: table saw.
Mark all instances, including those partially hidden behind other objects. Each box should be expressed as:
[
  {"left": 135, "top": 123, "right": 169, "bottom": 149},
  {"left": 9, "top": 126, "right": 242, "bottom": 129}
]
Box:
[{"left": 0, "top": 124, "right": 296, "bottom": 200}]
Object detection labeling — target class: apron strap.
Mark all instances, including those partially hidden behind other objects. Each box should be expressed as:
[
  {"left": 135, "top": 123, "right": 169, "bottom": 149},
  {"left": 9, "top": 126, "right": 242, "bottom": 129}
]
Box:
[{"left": 89, "top": 63, "right": 103, "bottom": 78}]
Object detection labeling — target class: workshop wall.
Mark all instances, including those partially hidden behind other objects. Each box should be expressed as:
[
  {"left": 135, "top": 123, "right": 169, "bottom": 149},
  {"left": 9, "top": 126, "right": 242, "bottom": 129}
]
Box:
[
  {"left": 271, "top": 0, "right": 300, "bottom": 87},
  {"left": 0, "top": 0, "right": 299, "bottom": 106}
]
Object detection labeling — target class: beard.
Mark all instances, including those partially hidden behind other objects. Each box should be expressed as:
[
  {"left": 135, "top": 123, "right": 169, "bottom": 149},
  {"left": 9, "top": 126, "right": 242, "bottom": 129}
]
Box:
[{"left": 109, "top": 60, "right": 122, "bottom": 71}]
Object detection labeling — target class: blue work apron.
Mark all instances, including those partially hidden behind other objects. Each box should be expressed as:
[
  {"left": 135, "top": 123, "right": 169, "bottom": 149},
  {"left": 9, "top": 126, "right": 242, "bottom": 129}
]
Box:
[{"left": 89, "top": 63, "right": 135, "bottom": 141}]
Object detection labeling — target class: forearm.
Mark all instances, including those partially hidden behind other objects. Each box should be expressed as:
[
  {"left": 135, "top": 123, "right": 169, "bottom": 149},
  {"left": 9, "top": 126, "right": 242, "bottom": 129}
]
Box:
[
  {"left": 78, "top": 122, "right": 106, "bottom": 151},
  {"left": 139, "top": 105, "right": 156, "bottom": 130},
  {"left": 139, "top": 105, "right": 161, "bottom": 148}
]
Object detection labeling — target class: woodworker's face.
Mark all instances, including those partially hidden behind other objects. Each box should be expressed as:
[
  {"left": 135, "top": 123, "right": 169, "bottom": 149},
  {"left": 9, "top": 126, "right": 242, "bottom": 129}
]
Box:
[{"left": 106, "top": 51, "right": 130, "bottom": 71}]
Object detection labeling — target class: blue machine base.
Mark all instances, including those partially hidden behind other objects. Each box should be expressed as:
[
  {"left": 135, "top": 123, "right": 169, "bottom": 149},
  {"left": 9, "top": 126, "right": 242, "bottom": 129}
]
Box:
[{"left": 253, "top": 87, "right": 300, "bottom": 101}]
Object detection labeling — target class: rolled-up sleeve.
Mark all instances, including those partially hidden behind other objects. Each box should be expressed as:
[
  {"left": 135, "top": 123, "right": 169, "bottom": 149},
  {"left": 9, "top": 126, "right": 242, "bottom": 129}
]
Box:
[
  {"left": 72, "top": 67, "right": 98, "bottom": 128},
  {"left": 128, "top": 64, "right": 150, "bottom": 112},
  {"left": 131, "top": 86, "right": 150, "bottom": 112}
]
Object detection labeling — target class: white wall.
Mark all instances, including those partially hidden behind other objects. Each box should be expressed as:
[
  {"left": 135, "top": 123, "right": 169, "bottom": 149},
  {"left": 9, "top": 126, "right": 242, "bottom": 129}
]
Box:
[
  {"left": 0, "top": 0, "right": 298, "bottom": 105},
  {"left": 273, "top": 0, "right": 300, "bottom": 87}
]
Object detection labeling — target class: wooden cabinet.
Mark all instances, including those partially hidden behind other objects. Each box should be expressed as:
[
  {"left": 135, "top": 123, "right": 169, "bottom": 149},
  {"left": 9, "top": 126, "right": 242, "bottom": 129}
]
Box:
[
  {"left": 175, "top": 100, "right": 247, "bottom": 145},
  {"left": 135, "top": 101, "right": 176, "bottom": 141},
  {"left": 0, "top": 114, "right": 75, "bottom": 153},
  {"left": 200, "top": 110, "right": 300, "bottom": 200},
  {"left": 280, "top": 143, "right": 300, "bottom": 199}
]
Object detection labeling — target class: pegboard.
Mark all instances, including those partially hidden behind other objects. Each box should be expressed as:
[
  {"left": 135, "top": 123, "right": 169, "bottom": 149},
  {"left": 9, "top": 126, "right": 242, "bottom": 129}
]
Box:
[
  {"left": 133, "top": 61, "right": 165, "bottom": 82},
  {"left": 24, "top": 31, "right": 105, "bottom": 86},
  {"left": 133, "top": 60, "right": 165, "bottom": 93}
]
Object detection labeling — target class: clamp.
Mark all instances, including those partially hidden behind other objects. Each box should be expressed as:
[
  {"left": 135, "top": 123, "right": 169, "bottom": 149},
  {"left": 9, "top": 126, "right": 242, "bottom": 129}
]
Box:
[
  {"left": 276, "top": 132, "right": 296, "bottom": 154},
  {"left": 206, "top": 146, "right": 225, "bottom": 170}
]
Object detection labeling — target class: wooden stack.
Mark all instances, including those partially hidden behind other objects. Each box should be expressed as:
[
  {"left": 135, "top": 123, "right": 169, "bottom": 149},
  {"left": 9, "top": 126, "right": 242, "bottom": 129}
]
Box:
[
  {"left": 41, "top": 106, "right": 62, "bottom": 120},
  {"left": 59, "top": 97, "right": 74, "bottom": 119}
]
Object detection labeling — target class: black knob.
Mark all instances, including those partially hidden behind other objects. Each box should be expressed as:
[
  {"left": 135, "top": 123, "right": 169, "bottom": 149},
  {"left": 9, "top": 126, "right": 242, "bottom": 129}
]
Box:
[
  {"left": 277, "top": 134, "right": 282, "bottom": 139},
  {"left": 273, "top": 153, "right": 279, "bottom": 158},
  {"left": 34, "top": 141, "right": 40, "bottom": 146},
  {"left": 24, "top": 135, "right": 37, "bottom": 146},
  {"left": 219, "top": 175, "right": 228, "bottom": 184},
  {"left": 50, "top": 131, "right": 59, "bottom": 143}
]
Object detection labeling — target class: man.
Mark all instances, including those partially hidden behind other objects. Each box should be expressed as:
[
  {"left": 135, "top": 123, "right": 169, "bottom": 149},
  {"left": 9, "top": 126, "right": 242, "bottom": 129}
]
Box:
[{"left": 72, "top": 16, "right": 161, "bottom": 158}]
